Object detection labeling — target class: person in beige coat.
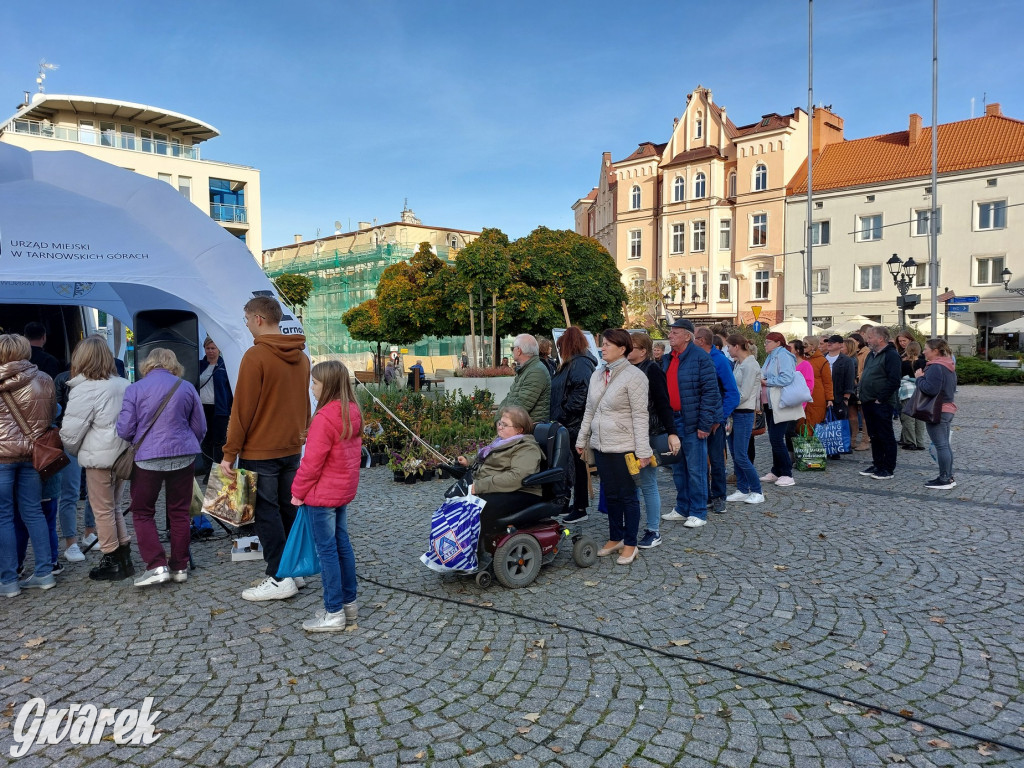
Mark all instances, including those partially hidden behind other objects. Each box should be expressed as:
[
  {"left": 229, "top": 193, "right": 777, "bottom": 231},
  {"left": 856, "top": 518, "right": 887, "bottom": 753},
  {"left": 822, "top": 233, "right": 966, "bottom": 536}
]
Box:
[
  {"left": 576, "top": 329, "right": 651, "bottom": 565},
  {"left": 59, "top": 337, "right": 132, "bottom": 582}
]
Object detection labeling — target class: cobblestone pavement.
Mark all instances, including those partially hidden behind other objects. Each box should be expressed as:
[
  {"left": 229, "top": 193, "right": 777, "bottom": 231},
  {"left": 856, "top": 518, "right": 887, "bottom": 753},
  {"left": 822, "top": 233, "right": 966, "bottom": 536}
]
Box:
[{"left": 2, "top": 385, "right": 1023, "bottom": 767}]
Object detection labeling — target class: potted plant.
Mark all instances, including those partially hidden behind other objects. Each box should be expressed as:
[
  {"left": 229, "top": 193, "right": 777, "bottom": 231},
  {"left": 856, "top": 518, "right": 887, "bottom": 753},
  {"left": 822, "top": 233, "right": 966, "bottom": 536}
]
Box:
[
  {"left": 387, "top": 452, "right": 405, "bottom": 483},
  {"left": 401, "top": 454, "right": 425, "bottom": 483}
]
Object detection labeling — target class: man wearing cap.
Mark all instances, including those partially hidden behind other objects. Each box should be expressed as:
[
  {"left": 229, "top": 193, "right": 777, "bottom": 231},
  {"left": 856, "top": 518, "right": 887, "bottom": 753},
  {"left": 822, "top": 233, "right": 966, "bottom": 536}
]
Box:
[
  {"left": 824, "top": 334, "right": 856, "bottom": 458},
  {"left": 694, "top": 327, "right": 739, "bottom": 513},
  {"left": 660, "top": 319, "right": 722, "bottom": 528}
]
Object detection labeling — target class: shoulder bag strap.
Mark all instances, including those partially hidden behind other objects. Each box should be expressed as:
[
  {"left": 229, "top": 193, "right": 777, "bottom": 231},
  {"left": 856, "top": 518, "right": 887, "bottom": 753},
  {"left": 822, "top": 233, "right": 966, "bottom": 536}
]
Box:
[
  {"left": 132, "top": 378, "right": 183, "bottom": 449},
  {"left": 1, "top": 390, "right": 40, "bottom": 442}
]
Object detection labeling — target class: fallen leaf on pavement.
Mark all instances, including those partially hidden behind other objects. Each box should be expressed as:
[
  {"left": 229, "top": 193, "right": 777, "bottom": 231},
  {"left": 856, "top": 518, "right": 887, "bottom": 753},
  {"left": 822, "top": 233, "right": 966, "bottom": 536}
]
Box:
[
  {"left": 583, "top": 581, "right": 599, "bottom": 587},
  {"left": 899, "top": 709, "right": 914, "bottom": 717},
  {"left": 992, "top": 701, "right": 1004, "bottom": 709},
  {"left": 23, "top": 637, "right": 45, "bottom": 648},
  {"left": 927, "top": 738, "right": 950, "bottom": 748},
  {"left": 669, "top": 638, "right": 693, "bottom": 646},
  {"left": 843, "top": 661, "right": 868, "bottom": 671},
  {"left": 523, "top": 713, "right": 541, "bottom": 723},
  {"left": 911, "top": 724, "right": 925, "bottom": 732},
  {"left": 783, "top": 712, "right": 799, "bottom": 722},
  {"left": 415, "top": 751, "right": 425, "bottom": 759},
  {"left": 517, "top": 726, "right": 531, "bottom": 734},
  {"left": 550, "top": 746, "right": 563, "bottom": 753},
  {"left": 978, "top": 744, "right": 996, "bottom": 756},
  {"left": 258, "top": 626, "right": 275, "bottom": 634},
  {"left": 773, "top": 565, "right": 788, "bottom": 571},
  {"left": 929, "top": 617, "right": 946, "bottom": 624},
  {"left": 533, "top": 639, "right": 545, "bottom": 649},
  {"left": 887, "top": 754, "right": 907, "bottom": 763},
  {"left": 773, "top": 641, "right": 792, "bottom": 651}
]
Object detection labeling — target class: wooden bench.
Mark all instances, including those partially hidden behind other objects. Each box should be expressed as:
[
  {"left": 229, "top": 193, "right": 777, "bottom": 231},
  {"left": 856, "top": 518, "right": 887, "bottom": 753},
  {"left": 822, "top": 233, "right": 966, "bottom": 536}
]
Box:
[{"left": 354, "top": 370, "right": 378, "bottom": 384}]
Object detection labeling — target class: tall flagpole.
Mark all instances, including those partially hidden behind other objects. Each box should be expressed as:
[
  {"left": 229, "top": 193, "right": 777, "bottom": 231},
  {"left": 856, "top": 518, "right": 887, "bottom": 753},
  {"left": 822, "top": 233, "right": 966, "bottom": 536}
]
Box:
[
  {"left": 806, "top": 0, "right": 814, "bottom": 337},
  {"left": 929, "top": 0, "right": 939, "bottom": 337}
]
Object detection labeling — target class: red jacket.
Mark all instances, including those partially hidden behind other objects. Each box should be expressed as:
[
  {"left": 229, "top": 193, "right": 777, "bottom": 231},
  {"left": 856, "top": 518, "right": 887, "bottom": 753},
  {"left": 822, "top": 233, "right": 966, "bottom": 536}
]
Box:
[{"left": 291, "top": 400, "right": 362, "bottom": 507}]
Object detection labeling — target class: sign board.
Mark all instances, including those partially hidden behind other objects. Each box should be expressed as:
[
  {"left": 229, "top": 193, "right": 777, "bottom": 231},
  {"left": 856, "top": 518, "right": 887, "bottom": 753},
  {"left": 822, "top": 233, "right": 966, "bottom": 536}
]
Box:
[
  {"left": 946, "top": 304, "right": 970, "bottom": 313},
  {"left": 751, "top": 305, "right": 762, "bottom": 320},
  {"left": 948, "top": 295, "right": 980, "bottom": 304},
  {"left": 752, "top": 320, "right": 762, "bottom": 333},
  {"left": 936, "top": 290, "right": 956, "bottom": 302}
]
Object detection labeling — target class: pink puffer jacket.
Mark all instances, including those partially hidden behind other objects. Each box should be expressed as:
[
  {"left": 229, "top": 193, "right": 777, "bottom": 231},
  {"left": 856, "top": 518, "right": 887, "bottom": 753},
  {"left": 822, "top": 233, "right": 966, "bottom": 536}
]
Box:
[
  {"left": 0, "top": 360, "right": 57, "bottom": 462},
  {"left": 291, "top": 400, "right": 362, "bottom": 507}
]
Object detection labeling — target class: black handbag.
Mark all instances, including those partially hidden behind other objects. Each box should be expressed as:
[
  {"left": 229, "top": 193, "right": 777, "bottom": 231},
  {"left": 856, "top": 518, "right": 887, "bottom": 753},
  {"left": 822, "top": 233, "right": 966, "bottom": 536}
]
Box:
[
  {"left": 751, "top": 411, "right": 767, "bottom": 436},
  {"left": 902, "top": 386, "right": 943, "bottom": 424},
  {"left": 650, "top": 432, "right": 681, "bottom": 466}
]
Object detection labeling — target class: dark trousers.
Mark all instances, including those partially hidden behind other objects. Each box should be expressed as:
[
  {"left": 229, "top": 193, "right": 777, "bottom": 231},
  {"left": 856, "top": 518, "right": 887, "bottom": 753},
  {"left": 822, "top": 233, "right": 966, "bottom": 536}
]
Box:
[
  {"left": 569, "top": 449, "right": 590, "bottom": 513},
  {"left": 593, "top": 450, "right": 641, "bottom": 547},
  {"left": 707, "top": 424, "right": 727, "bottom": 501},
  {"left": 131, "top": 463, "right": 194, "bottom": 571},
  {"left": 862, "top": 401, "right": 898, "bottom": 473},
  {"left": 239, "top": 454, "right": 301, "bottom": 578},
  {"left": 199, "top": 406, "right": 229, "bottom": 477},
  {"left": 765, "top": 408, "right": 793, "bottom": 478}
]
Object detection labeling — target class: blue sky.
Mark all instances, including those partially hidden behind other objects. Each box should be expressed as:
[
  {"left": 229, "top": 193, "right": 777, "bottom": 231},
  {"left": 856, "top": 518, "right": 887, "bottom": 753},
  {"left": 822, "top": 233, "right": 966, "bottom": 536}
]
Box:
[{"left": 2, "top": 0, "right": 1022, "bottom": 250}]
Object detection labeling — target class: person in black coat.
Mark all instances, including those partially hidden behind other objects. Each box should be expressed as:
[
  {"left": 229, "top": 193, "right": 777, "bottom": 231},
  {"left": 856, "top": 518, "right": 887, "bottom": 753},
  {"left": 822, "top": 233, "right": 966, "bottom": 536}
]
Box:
[
  {"left": 549, "top": 327, "right": 596, "bottom": 522},
  {"left": 824, "top": 334, "right": 856, "bottom": 458},
  {"left": 197, "top": 338, "right": 233, "bottom": 481}
]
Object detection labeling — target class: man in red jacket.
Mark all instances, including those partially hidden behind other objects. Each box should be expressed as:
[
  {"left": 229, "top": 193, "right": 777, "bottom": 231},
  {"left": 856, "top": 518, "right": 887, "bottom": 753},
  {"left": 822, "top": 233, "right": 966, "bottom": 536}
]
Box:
[{"left": 221, "top": 296, "right": 310, "bottom": 601}]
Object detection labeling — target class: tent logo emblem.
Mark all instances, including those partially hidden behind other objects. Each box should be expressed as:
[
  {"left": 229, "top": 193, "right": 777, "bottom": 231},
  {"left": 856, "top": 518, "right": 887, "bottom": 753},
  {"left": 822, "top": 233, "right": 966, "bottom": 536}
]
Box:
[{"left": 53, "top": 282, "right": 95, "bottom": 298}]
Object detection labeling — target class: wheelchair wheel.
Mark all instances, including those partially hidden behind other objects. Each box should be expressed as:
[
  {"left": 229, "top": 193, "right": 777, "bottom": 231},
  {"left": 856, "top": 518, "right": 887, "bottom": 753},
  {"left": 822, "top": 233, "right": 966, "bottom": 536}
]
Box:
[
  {"left": 572, "top": 536, "right": 598, "bottom": 568},
  {"left": 475, "top": 570, "right": 493, "bottom": 589},
  {"left": 493, "top": 533, "right": 543, "bottom": 589}
]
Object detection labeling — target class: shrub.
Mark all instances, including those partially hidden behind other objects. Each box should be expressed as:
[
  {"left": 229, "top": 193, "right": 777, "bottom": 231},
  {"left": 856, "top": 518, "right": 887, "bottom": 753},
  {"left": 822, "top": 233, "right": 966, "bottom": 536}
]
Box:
[
  {"left": 454, "top": 365, "right": 514, "bottom": 378},
  {"left": 955, "top": 356, "right": 1024, "bottom": 385}
]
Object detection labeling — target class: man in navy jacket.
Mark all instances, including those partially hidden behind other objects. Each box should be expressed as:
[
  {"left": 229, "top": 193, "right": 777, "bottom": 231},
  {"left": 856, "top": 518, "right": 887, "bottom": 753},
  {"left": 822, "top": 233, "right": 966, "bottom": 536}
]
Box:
[
  {"left": 660, "top": 319, "right": 722, "bottom": 528},
  {"left": 694, "top": 327, "right": 739, "bottom": 513},
  {"left": 858, "top": 325, "right": 902, "bottom": 480}
]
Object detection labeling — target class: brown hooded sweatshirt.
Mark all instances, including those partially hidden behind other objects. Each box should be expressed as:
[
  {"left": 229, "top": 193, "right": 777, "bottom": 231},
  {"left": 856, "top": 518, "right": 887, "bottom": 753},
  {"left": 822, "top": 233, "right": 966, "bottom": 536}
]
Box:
[{"left": 222, "top": 334, "right": 310, "bottom": 462}]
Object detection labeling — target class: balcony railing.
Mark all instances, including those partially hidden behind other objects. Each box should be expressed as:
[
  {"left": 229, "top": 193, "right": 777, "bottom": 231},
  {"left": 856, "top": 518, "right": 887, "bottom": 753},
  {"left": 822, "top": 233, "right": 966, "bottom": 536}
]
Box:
[
  {"left": 5, "top": 117, "right": 201, "bottom": 159},
  {"left": 211, "top": 203, "right": 247, "bottom": 224}
]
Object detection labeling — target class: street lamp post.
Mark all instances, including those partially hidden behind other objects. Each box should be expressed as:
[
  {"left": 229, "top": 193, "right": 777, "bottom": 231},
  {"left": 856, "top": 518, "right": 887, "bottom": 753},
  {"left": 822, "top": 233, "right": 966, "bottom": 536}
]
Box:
[
  {"left": 662, "top": 292, "right": 700, "bottom": 320},
  {"left": 1002, "top": 267, "right": 1024, "bottom": 297},
  {"left": 886, "top": 253, "right": 919, "bottom": 327}
]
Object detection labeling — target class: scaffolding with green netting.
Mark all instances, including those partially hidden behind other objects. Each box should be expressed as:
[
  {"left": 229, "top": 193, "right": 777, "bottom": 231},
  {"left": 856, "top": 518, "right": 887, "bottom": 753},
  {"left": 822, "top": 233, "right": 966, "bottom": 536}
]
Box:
[{"left": 263, "top": 241, "right": 463, "bottom": 358}]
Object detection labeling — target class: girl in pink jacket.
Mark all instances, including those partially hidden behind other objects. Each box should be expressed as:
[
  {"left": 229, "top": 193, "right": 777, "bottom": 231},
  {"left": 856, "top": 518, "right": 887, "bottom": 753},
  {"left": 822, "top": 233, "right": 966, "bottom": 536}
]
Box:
[{"left": 290, "top": 361, "right": 362, "bottom": 632}]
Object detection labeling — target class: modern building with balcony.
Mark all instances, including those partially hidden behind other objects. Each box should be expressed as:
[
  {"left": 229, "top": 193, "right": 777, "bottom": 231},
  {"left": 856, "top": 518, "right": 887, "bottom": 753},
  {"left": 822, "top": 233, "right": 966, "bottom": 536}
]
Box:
[{"left": 0, "top": 93, "right": 262, "bottom": 258}]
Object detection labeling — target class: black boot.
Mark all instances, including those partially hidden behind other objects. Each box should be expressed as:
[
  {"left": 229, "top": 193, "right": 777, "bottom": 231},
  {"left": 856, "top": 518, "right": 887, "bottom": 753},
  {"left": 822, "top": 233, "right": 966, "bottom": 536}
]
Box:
[
  {"left": 118, "top": 544, "right": 136, "bottom": 577},
  {"left": 89, "top": 551, "right": 126, "bottom": 581}
]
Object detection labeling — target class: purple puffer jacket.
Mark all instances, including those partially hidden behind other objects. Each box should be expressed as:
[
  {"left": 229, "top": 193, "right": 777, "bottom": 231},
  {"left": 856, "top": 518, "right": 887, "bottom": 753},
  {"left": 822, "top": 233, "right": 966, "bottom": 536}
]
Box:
[{"left": 116, "top": 369, "right": 206, "bottom": 460}]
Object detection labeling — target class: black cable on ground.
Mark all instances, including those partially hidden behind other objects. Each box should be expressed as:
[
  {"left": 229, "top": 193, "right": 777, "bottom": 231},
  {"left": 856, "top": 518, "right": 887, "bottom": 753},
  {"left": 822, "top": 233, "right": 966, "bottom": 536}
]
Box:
[{"left": 359, "top": 573, "right": 1024, "bottom": 755}]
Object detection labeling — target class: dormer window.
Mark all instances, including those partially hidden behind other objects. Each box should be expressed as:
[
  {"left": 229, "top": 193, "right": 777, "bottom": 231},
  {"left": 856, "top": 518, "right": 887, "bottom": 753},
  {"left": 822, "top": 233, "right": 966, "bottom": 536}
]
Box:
[{"left": 695, "top": 117, "right": 703, "bottom": 139}]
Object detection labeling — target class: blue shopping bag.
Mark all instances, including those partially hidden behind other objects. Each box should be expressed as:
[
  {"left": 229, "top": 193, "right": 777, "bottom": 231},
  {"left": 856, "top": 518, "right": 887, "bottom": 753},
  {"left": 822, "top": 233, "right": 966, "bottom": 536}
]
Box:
[
  {"left": 813, "top": 407, "right": 850, "bottom": 455},
  {"left": 277, "top": 505, "right": 321, "bottom": 579},
  {"left": 420, "top": 495, "right": 486, "bottom": 574}
]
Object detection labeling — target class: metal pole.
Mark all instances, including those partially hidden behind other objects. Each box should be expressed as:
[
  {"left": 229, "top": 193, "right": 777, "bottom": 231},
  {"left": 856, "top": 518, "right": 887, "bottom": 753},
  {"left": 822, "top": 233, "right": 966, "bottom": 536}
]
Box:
[
  {"left": 468, "top": 291, "right": 476, "bottom": 365},
  {"left": 943, "top": 288, "right": 949, "bottom": 341},
  {"left": 805, "top": 0, "right": 814, "bottom": 337},
  {"left": 929, "top": 0, "right": 939, "bottom": 337},
  {"left": 491, "top": 292, "right": 498, "bottom": 368}
]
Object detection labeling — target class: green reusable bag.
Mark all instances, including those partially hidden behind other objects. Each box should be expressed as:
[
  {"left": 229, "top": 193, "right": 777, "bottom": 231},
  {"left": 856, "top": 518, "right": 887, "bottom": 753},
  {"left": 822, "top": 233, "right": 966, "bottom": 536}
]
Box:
[{"left": 794, "top": 425, "right": 827, "bottom": 471}]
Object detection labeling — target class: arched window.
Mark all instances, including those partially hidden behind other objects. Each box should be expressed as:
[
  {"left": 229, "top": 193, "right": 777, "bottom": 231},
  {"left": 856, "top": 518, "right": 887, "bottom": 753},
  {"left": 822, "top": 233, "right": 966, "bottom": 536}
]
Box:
[
  {"left": 673, "top": 176, "right": 685, "bottom": 202},
  {"left": 695, "top": 114, "right": 703, "bottom": 139},
  {"left": 694, "top": 172, "right": 706, "bottom": 199},
  {"left": 728, "top": 172, "right": 737, "bottom": 198},
  {"left": 631, "top": 185, "right": 641, "bottom": 210},
  {"left": 754, "top": 164, "right": 768, "bottom": 191}
]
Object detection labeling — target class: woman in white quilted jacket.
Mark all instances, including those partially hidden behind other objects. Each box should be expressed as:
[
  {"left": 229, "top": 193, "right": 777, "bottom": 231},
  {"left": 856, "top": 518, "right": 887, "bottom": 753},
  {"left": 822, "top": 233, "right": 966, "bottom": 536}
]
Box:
[{"left": 59, "top": 337, "right": 132, "bottom": 582}]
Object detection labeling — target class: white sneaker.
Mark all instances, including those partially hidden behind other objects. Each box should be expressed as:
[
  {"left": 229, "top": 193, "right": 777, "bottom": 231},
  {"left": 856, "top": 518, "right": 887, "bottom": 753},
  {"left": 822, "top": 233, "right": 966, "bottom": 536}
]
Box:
[
  {"left": 661, "top": 509, "right": 687, "bottom": 521},
  {"left": 64, "top": 543, "right": 85, "bottom": 562},
  {"left": 759, "top": 472, "right": 779, "bottom": 483},
  {"left": 134, "top": 566, "right": 170, "bottom": 588},
  {"left": 302, "top": 609, "right": 347, "bottom": 632},
  {"left": 243, "top": 577, "right": 298, "bottom": 602},
  {"left": 726, "top": 491, "right": 750, "bottom": 502},
  {"left": 294, "top": 576, "right": 306, "bottom": 589},
  {"left": 744, "top": 493, "right": 766, "bottom": 504},
  {"left": 775, "top": 476, "right": 796, "bottom": 487},
  {"left": 682, "top": 516, "right": 707, "bottom": 528},
  {"left": 81, "top": 533, "right": 99, "bottom": 552},
  {"left": 170, "top": 570, "right": 188, "bottom": 583}
]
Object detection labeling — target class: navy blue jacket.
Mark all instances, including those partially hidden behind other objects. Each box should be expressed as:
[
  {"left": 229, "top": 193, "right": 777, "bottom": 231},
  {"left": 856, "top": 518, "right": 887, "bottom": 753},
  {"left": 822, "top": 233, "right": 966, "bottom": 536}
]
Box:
[
  {"left": 198, "top": 357, "right": 234, "bottom": 417},
  {"left": 709, "top": 347, "right": 740, "bottom": 421},
  {"left": 661, "top": 343, "right": 722, "bottom": 434}
]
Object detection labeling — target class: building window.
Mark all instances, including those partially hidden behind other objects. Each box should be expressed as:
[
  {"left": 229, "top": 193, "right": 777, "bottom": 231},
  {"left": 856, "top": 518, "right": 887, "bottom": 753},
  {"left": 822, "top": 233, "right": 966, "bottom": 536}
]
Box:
[
  {"left": 719, "top": 219, "right": 731, "bottom": 250},
  {"left": 754, "top": 164, "right": 767, "bottom": 191},
  {"left": 631, "top": 185, "right": 641, "bottom": 210},
  {"left": 914, "top": 208, "right": 941, "bottom": 236},
  {"left": 700, "top": 272, "right": 708, "bottom": 301},
  {"left": 751, "top": 213, "right": 767, "bottom": 247},
  {"left": 977, "top": 200, "right": 1007, "bottom": 230},
  {"left": 100, "top": 121, "right": 116, "bottom": 147},
  {"left": 857, "top": 214, "right": 883, "bottom": 241},
  {"left": 695, "top": 117, "right": 703, "bottom": 139},
  {"left": 728, "top": 172, "right": 737, "bottom": 198},
  {"left": 178, "top": 176, "right": 191, "bottom": 200},
  {"left": 694, "top": 172, "right": 706, "bottom": 199},
  {"left": 140, "top": 129, "right": 153, "bottom": 153},
  {"left": 810, "top": 220, "right": 830, "bottom": 246},
  {"left": 153, "top": 132, "right": 169, "bottom": 155},
  {"left": 210, "top": 178, "right": 247, "bottom": 223},
  {"left": 120, "top": 125, "right": 136, "bottom": 150},
  {"left": 811, "top": 268, "right": 829, "bottom": 294},
  {"left": 78, "top": 120, "right": 96, "bottom": 144},
  {"left": 718, "top": 272, "right": 730, "bottom": 301},
  {"left": 629, "top": 229, "right": 642, "bottom": 259},
  {"left": 857, "top": 265, "right": 882, "bottom": 291},
  {"left": 692, "top": 221, "right": 706, "bottom": 252},
  {"left": 753, "top": 270, "right": 770, "bottom": 300},
  {"left": 912, "top": 261, "right": 937, "bottom": 288},
  {"left": 671, "top": 224, "right": 685, "bottom": 254},
  {"left": 158, "top": 173, "right": 172, "bottom": 185},
  {"left": 673, "top": 176, "right": 685, "bottom": 202},
  {"left": 975, "top": 255, "right": 1004, "bottom": 285}
]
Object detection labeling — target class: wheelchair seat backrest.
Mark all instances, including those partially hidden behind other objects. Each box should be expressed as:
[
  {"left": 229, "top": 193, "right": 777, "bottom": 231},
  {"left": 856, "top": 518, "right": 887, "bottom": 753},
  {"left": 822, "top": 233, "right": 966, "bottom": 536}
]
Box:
[{"left": 532, "top": 421, "right": 571, "bottom": 502}]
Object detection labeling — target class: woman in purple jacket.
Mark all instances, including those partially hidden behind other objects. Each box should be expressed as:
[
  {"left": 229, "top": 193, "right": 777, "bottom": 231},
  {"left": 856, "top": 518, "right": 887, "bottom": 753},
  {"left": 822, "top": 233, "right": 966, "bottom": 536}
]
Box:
[{"left": 116, "top": 348, "right": 206, "bottom": 587}]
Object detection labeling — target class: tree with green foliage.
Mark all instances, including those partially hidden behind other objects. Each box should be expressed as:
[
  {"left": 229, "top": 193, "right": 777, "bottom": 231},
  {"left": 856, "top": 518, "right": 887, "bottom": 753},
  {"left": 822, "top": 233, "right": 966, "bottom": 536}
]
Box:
[
  {"left": 375, "top": 242, "right": 461, "bottom": 341},
  {"left": 273, "top": 272, "right": 314, "bottom": 310}
]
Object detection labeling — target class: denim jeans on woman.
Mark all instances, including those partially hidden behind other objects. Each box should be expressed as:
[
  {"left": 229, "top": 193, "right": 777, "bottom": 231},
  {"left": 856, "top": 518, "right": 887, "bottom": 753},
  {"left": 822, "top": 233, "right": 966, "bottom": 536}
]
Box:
[
  {"left": 728, "top": 411, "right": 762, "bottom": 494},
  {"left": 0, "top": 461, "right": 50, "bottom": 583},
  {"left": 765, "top": 407, "right": 793, "bottom": 478},
  {"left": 634, "top": 462, "right": 660, "bottom": 534},
  {"left": 925, "top": 412, "right": 954, "bottom": 481},
  {"left": 593, "top": 450, "right": 641, "bottom": 547},
  {"left": 308, "top": 504, "right": 357, "bottom": 612}
]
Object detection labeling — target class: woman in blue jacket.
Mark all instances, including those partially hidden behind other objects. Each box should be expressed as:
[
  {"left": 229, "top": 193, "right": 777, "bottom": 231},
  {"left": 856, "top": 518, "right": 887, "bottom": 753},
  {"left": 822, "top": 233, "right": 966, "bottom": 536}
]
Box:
[{"left": 197, "top": 338, "right": 233, "bottom": 481}]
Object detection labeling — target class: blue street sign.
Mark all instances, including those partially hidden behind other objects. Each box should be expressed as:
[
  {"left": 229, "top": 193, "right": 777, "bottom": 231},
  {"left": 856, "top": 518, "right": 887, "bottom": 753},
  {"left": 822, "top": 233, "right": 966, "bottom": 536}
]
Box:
[
  {"left": 948, "top": 295, "right": 980, "bottom": 303},
  {"left": 946, "top": 304, "right": 970, "bottom": 313},
  {"left": 752, "top": 320, "right": 762, "bottom": 332}
]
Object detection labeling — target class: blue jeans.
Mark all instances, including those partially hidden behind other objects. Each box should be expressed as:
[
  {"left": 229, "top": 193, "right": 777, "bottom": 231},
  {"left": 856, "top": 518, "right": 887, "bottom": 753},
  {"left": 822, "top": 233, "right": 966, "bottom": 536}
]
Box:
[
  {"left": 635, "top": 462, "right": 660, "bottom": 533},
  {"left": 239, "top": 454, "right": 301, "bottom": 578},
  {"left": 0, "top": 461, "right": 50, "bottom": 583},
  {"left": 58, "top": 453, "right": 95, "bottom": 540},
  {"left": 765, "top": 408, "right": 793, "bottom": 478},
  {"left": 707, "top": 423, "right": 727, "bottom": 502},
  {"left": 593, "top": 451, "right": 641, "bottom": 546},
  {"left": 670, "top": 421, "right": 709, "bottom": 520},
  {"left": 925, "top": 412, "right": 954, "bottom": 481},
  {"left": 728, "top": 412, "right": 762, "bottom": 494},
  {"left": 307, "top": 505, "right": 358, "bottom": 611}
]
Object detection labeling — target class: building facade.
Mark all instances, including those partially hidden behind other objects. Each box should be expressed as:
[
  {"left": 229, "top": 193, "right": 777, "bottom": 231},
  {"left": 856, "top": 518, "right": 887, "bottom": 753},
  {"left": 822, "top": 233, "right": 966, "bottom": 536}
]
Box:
[
  {"left": 573, "top": 86, "right": 844, "bottom": 325},
  {"left": 784, "top": 104, "right": 1024, "bottom": 338},
  {"left": 262, "top": 207, "right": 479, "bottom": 357},
  {"left": 0, "top": 93, "right": 262, "bottom": 258}
]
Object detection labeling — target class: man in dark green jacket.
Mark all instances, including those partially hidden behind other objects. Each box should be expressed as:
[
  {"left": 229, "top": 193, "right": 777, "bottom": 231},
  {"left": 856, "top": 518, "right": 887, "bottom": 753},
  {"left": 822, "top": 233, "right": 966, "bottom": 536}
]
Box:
[
  {"left": 501, "top": 334, "right": 551, "bottom": 422},
  {"left": 857, "top": 325, "right": 902, "bottom": 480}
]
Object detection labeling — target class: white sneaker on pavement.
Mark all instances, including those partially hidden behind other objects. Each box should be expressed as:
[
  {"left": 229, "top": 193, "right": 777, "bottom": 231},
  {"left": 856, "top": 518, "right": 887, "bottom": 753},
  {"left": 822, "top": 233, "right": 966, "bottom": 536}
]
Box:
[
  {"left": 759, "top": 472, "right": 779, "bottom": 483},
  {"left": 726, "top": 491, "right": 750, "bottom": 502},
  {"left": 682, "top": 516, "right": 707, "bottom": 528},
  {"left": 302, "top": 609, "right": 346, "bottom": 632},
  {"left": 64, "top": 543, "right": 85, "bottom": 562},
  {"left": 661, "top": 509, "right": 687, "bottom": 521},
  {"left": 242, "top": 577, "right": 298, "bottom": 602},
  {"left": 744, "top": 493, "right": 766, "bottom": 504},
  {"left": 775, "top": 476, "right": 796, "bottom": 487}
]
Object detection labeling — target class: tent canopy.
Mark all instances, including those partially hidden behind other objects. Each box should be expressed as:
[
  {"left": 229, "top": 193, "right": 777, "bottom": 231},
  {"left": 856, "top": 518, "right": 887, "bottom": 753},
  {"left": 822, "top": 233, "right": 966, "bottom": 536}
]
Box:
[
  {"left": 768, "top": 316, "right": 826, "bottom": 338},
  {"left": 911, "top": 316, "right": 977, "bottom": 337},
  {"left": 0, "top": 143, "right": 301, "bottom": 386},
  {"left": 991, "top": 316, "right": 1024, "bottom": 334},
  {"left": 825, "top": 315, "right": 874, "bottom": 335}
]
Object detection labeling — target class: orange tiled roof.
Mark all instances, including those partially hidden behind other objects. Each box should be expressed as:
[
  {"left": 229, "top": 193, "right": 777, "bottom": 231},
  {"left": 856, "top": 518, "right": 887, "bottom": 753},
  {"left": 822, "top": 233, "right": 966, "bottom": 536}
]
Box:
[
  {"left": 662, "top": 145, "right": 724, "bottom": 167},
  {"left": 734, "top": 112, "right": 794, "bottom": 137},
  {"left": 617, "top": 142, "right": 668, "bottom": 163},
  {"left": 789, "top": 112, "right": 1024, "bottom": 194}
]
